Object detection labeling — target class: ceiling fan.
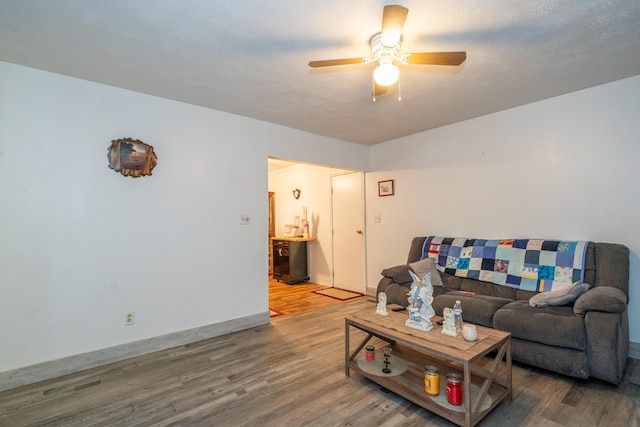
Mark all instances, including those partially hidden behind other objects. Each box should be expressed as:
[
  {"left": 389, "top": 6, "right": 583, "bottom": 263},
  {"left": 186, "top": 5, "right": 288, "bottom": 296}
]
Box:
[{"left": 308, "top": 4, "right": 466, "bottom": 99}]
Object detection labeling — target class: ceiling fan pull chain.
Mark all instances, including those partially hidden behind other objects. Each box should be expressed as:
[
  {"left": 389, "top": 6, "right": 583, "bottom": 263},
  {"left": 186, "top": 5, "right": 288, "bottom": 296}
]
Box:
[
  {"left": 372, "top": 79, "right": 377, "bottom": 103},
  {"left": 398, "top": 77, "right": 402, "bottom": 102}
]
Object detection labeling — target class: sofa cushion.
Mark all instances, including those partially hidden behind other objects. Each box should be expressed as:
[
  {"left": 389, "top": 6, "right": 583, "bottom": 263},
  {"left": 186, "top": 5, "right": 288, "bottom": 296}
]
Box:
[
  {"left": 381, "top": 265, "right": 413, "bottom": 284},
  {"left": 432, "top": 292, "right": 512, "bottom": 328},
  {"left": 493, "top": 300, "right": 586, "bottom": 350},
  {"left": 529, "top": 282, "right": 590, "bottom": 307},
  {"left": 409, "top": 258, "right": 443, "bottom": 287}
]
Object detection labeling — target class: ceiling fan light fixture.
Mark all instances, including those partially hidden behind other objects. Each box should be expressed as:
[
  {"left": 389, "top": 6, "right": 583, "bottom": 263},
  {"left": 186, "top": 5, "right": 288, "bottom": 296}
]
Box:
[
  {"left": 374, "top": 63, "right": 399, "bottom": 86},
  {"left": 308, "top": 5, "right": 466, "bottom": 97}
]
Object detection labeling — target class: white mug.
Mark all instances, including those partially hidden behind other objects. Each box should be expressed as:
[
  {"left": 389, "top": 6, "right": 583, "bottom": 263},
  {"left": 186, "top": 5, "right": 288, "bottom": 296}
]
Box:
[{"left": 462, "top": 324, "right": 478, "bottom": 341}]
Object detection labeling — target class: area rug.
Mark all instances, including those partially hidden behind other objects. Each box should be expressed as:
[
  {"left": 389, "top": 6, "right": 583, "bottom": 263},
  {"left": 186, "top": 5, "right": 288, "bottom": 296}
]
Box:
[
  {"left": 269, "top": 308, "right": 284, "bottom": 317},
  {"left": 312, "top": 287, "right": 364, "bottom": 301}
]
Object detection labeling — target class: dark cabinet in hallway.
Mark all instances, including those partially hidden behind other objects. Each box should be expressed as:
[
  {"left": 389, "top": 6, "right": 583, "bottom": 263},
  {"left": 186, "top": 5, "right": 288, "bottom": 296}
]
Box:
[{"left": 272, "top": 238, "right": 312, "bottom": 284}]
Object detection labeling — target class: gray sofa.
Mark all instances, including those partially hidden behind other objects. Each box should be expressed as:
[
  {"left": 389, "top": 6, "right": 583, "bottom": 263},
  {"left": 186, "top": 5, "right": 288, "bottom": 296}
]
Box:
[{"left": 377, "top": 236, "right": 630, "bottom": 385}]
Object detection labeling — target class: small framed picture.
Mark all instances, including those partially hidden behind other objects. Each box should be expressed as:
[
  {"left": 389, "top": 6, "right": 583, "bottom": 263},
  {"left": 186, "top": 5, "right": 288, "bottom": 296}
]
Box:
[{"left": 378, "top": 180, "right": 394, "bottom": 197}]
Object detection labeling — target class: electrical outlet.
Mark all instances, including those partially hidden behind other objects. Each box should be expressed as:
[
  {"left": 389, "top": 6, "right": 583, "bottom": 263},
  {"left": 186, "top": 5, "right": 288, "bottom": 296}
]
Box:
[
  {"left": 124, "top": 311, "right": 135, "bottom": 326},
  {"left": 240, "top": 214, "right": 251, "bottom": 225}
]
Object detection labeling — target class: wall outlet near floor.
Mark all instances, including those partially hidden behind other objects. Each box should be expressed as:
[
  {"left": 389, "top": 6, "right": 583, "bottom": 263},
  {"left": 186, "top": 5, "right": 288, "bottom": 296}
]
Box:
[
  {"left": 124, "top": 311, "right": 135, "bottom": 326},
  {"left": 240, "top": 214, "right": 251, "bottom": 225}
]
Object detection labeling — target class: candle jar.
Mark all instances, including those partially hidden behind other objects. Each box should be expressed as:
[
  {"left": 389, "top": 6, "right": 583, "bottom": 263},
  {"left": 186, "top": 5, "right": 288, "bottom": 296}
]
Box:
[
  {"left": 424, "top": 365, "right": 439, "bottom": 396},
  {"left": 446, "top": 373, "right": 462, "bottom": 406},
  {"left": 365, "top": 345, "right": 375, "bottom": 362},
  {"left": 462, "top": 324, "right": 478, "bottom": 341}
]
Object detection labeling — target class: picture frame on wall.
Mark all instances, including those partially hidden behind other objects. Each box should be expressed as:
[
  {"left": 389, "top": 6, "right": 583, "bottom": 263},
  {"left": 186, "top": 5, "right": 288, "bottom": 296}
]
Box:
[
  {"left": 378, "top": 180, "right": 394, "bottom": 197},
  {"left": 107, "top": 137, "right": 157, "bottom": 178}
]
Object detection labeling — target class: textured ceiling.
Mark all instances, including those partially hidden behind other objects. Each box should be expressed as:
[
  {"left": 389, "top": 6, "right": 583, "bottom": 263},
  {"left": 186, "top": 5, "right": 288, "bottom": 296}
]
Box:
[{"left": 1, "top": 1, "right": 639, "bottom": 145}]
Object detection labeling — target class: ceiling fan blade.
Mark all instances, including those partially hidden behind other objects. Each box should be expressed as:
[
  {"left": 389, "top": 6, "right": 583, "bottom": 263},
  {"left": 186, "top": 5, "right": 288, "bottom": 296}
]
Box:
[
  {"left": 404, "top": 51, "right": 467, "bottom": 66},
  {"left": 373, "top": 83, "right": 388, "bottom": 97},
  {"left": 381, "top": 4, "right": 408, "bottom": 47},
  {"left": 308, "top": 58, "right": 367, "bottom": 68}
]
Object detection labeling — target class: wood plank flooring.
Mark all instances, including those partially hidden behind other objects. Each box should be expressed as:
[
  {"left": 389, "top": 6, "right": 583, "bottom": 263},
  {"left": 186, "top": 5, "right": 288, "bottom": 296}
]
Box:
[
  {"left": 1, "top": 298, "right": 639, "bottom": 426},
  {"left": 268, "top": 278, "right": 358, "bottom": 316}
]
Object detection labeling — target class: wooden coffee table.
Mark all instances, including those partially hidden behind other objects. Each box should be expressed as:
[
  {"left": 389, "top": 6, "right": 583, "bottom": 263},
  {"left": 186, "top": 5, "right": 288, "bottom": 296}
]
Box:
[{"left": 345, "top": 309, "right": 511, "bottom": 427}]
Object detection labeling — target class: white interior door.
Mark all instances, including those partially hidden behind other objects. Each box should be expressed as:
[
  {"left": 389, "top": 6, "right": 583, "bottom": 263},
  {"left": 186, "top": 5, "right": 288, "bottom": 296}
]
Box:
[{"left": 331, "top": 172, "right": 366, "bottom": 293}]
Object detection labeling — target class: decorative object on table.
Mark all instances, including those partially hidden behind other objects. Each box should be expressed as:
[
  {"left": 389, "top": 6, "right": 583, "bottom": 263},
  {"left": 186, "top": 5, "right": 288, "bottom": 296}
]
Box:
[
  {"left": 283, "top": 224, "right": 299, "bottom": 237},
  {"left": 376, "top": 292, "right": 389, "bottom": 316},
  {"left": 301, "top": 206, "right": 310, "bottom": 238},
  {"left": 405, "top": 271, "right": 435, "bottom": 331},
  {"left": 446, "top": 373, "right": 463, "bottom": 406},
  {"left": 366, "top": 345, "right": 375, "bottom": 362},
  {"left": 292, "top": 188, "right": 301, "bottom": 199},
  {"left": 424, "top": 365, "right": 440, "bottom": 396},
  {"left": 352, "top": 309, "right": 478, "bottom": 351},
  {"left": 382, "top": 347, "right": 392, "bottom": 374},
  {"left": 356, "top": 352, "right": 407, "bottom": 377},
  {"left": 441, "top": 307, "right": 457, "bottom": 337},
  {"left": 107, "top": 138, "right": 157, "bottom": 178},
  {"left": 462, "top": 324, "right": 478, "bottom": 342},
  {"left": 378, "top": 179, "right": 394, "bottom": 196}
]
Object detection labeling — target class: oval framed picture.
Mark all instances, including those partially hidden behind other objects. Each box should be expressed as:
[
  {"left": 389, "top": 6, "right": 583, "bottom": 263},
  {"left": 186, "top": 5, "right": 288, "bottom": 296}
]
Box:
[{"left": 107, "top": 138, "right": 157, "bottom": 178}]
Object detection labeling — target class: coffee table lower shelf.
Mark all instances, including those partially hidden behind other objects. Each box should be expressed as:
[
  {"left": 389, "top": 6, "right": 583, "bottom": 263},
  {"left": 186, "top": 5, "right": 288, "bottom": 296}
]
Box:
[
  {"left": 347, "top": 349, "right": 508, "bottom": 427},
  {"left": 345, "top": 314, "right": 511, "bottom": 427}
]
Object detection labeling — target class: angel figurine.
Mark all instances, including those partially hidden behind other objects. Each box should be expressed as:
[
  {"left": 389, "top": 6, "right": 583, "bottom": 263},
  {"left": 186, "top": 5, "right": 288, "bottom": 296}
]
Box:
[
  {"left": 376, "top": 292, "right": 389, "bottom": 316},
  {"left": 405, "top": 271, "right": 435, "bottom": 331}
]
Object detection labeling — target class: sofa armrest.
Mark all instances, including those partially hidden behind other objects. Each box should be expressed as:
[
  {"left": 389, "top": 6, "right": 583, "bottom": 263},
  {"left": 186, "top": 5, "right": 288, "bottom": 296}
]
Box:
[{"left": 573, "top": 286, "right": 627, "bottom": 317}]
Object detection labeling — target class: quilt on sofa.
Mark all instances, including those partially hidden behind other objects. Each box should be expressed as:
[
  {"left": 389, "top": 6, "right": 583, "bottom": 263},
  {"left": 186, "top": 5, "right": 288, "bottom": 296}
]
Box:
[{"left": 421, "top": 236, "right": 588, "bottom": 292}]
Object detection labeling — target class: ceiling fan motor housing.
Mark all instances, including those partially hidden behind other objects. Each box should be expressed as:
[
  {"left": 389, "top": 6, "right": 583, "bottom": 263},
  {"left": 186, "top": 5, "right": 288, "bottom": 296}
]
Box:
[{"left": 370, "top": 32, "right": 401, "bottom": 64}]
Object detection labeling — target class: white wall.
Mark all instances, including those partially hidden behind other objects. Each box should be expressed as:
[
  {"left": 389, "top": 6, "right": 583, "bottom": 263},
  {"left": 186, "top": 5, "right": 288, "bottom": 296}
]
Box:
[
  {"left": 366, "top": 75, "right": 640, "bottom": 344},
  {"left": 268, "top": 163, "right": 352, "bottom": 285},
  {"left": 0, "top": 61, "right": 368, "bottom": 373},
  {"left": 3, "top": 59, "right": 637, "bottom": 376}
]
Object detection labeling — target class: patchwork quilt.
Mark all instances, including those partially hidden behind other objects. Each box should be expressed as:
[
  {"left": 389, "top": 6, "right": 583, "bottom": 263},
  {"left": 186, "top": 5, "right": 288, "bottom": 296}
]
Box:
[{"left": 421, "top": 236, "right": 588, "bottom": 292}]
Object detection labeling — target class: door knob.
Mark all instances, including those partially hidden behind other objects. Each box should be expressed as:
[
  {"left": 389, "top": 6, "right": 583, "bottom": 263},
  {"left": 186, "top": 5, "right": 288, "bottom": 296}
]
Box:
[{"left": 356, "top": 230, "right": 363, "bottom": 234}]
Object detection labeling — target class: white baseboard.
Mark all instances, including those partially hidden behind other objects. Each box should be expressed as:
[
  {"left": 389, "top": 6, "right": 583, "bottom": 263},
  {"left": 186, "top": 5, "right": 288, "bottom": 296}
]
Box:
[
  {"left": 629, "top": 341, "right": 640, "bottom": 359},
  {"left": 0, "top": 311, "right": 270, "bottom": 392}
]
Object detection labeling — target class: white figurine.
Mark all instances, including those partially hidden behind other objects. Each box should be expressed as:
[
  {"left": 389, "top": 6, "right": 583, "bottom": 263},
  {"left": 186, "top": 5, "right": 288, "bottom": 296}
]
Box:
[
  {"left": 376, "top": 292, "right": 389, "bottom": 316},
  {"left": 405, "top": 271, "right": 435, "bottom": 331},
  {"left": 442, "top": 307, "right": 458, "bottom": 337}
]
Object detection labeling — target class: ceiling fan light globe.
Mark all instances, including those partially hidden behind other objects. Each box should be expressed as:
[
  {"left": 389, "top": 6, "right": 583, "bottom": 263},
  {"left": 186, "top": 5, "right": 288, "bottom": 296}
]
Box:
[{"left": 373, "top": 63, "right": 399, "bottom": 86}]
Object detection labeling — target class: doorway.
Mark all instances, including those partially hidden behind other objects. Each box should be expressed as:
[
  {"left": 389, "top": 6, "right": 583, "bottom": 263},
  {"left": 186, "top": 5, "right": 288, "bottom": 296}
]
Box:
[
  {"left": 331, "top": 172, "right": 366, "bottom": 294},
  {"left": 268, "top": 159, "right": 367, "bottom": 316}
]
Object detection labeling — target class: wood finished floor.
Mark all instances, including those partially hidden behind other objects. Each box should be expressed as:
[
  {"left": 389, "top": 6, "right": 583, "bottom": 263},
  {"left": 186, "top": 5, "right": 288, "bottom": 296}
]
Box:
[
  {"left": 268, "top": 278, "right": 360, "bottom": 317},
  {"left": 1, "top": 298, "right": 639, "bottom": 426}
]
